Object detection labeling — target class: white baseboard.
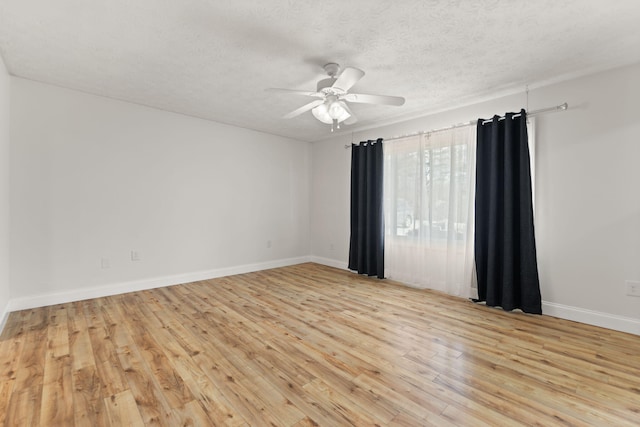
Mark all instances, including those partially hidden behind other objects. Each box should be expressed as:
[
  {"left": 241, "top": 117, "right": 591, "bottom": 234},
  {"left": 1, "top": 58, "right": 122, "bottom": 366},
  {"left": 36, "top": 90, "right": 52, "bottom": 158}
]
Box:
[
  {"left": 7, "top": 256, "right": 312, "bottom": 313},
  {"left": 309, "top": 258, "right": 640, "bottom": 334},
  {"left": 306, "top": 260, "right": 640, "bottom": 336},
  {"left": 309, "top": 256, "right": 348, "bottom": 270},
  {"left": 542, "top": 301, "right": 640, "bottom": 336},
  {"left": 5, "top": 258, "right": 638, "bottom": 337},
  {"left": 0, "top": 300, "right": 9, "bottom": 335}
]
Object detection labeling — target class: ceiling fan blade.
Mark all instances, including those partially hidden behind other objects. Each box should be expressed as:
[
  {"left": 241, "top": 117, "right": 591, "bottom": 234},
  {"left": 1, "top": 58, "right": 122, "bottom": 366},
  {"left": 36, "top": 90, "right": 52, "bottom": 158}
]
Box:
[
  {"left": 332, "top": 67, "right": 365, "bottom": 92},
  {"left": 343, "top": 93, "right": 405, "bottom": 106},
  {"left": 266, "top": 88, "right": 323, "bottom": 97},
  {"left": 283, "top": 99, "right": 324, "bottom": 119}
]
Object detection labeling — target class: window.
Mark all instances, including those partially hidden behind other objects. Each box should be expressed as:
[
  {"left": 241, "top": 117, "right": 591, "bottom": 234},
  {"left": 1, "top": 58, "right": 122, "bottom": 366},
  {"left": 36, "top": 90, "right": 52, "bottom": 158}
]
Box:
[
  {"left": 383, "top": 126, "right": 476, "bottom": 297},
  {"left": 387, "top": 140, "right": 470, "bottom": 241},
  {"left": 382, "top": 118, "right": 534, "bottom": 297}
]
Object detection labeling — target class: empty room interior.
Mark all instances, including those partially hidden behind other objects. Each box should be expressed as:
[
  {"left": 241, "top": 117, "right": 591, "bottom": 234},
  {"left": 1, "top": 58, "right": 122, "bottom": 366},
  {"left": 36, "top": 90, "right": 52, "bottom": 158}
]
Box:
[{"left": 1, "top": 1, "right": 640, "bottom": 426}]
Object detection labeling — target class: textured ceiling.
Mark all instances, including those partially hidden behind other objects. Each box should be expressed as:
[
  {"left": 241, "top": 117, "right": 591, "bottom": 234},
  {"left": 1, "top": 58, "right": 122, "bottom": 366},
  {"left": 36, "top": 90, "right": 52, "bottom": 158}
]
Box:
[{"left": 1, "top": 1, "right": 640, "bottom": 142}]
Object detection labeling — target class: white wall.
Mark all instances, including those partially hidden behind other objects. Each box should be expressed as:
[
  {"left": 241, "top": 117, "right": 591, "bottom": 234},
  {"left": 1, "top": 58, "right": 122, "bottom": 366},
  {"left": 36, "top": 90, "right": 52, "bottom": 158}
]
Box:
[
  {"left": 0, "top": 55, "right": 10, "bottom": 328},
  {"left": 311, "top": 63, "right": 640, "bottom": 334},
  {"left": 6, "top": 63, "right": 640, "bottom": 335},
  {"left": 9, "top": 78, "right": 311, "bottom": 307}
]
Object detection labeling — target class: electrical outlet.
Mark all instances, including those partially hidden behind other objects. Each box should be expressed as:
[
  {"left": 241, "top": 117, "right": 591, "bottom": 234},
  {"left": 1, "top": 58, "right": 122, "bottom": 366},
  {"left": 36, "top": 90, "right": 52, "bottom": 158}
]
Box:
[
  {"left": 131, "top": 250, "right": 140, "bottom": 261},
  {"left": 101, "top": 258, "right": 110, "bottom": 269},
  {"left": 626, "top": 280, "right": 640, "bottom": 297}
]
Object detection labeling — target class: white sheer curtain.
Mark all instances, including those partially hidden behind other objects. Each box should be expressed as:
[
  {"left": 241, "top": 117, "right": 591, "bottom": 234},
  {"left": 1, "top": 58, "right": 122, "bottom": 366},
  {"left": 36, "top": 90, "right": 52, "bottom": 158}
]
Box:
[{"left": 383, "top": 125, "right": 477, "bottom": 298}]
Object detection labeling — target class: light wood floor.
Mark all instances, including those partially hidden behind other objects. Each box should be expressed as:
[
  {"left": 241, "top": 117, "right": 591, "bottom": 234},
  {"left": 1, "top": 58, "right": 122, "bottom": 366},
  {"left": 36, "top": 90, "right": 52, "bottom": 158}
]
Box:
[{"left": 1, "top": 263, "right": 639, "bottom": 426}]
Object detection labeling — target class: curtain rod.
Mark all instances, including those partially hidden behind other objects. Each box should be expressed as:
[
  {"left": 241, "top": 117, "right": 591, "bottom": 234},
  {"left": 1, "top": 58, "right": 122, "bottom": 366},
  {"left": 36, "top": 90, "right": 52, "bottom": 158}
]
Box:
[{"left": 344, "top": 102, "right": 568, "bottom": 148}]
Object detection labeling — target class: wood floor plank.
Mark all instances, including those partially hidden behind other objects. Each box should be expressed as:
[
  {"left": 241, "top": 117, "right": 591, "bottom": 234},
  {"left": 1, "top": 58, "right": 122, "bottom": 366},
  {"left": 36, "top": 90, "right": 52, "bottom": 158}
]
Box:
[
  {"left": 143, "top": 293, "right": 249, "bottom": 426},
  {"left": 170, "top": 400, "right": 221, "bottom": 427},
  {"left": 249, "top": 354, "right": 354, "bottom": 426},
  {"left": 83, "top": 304, "right": 129, "bottom": 399},
  {"left": 4, "top": 307, "right": 49, "bottom": 425},
  {"left": 41, "top": 352, "right": 74, "bottom": 425},
  {"left": 72, "top": 365, "right": 110, "bottom": 427},
  {"left": 104, "top": 390, "right": 145, "bottom": 427},
  {"left": 68, "top": 302, "right": 96, "bottom": 372},
  {"left": 1, "top": 263, "right": 639, "bottom": 426},
  {"left": 121, "top": 319, "right": 193, "bottom": 409},
  {"left": 301, "top": 377, "right": 384, "bottom": 425},
  {"left": 40, "top": 304, "right": 74, "bottom": 424},
  {"left": 0, "top": 379, "right": 14, "bottom": 426},
  {"left": 46, "top": 305, "right": 70, "bottom": 358},
  {"left": 115, "top": 343, "right": 173, "bottom": 426}
]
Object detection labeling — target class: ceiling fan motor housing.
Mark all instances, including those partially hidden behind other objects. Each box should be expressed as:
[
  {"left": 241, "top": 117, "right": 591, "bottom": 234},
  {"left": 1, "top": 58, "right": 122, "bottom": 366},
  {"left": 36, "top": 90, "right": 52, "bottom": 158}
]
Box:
[
  {"left": 317, "top": 78, "right": 338, "bottom": 92},
  {"left": 318, "top": 63, "right": 343, "bottom": 93},
  {"left": 323, "top": 62, "right": 340, "bottom": 77}
]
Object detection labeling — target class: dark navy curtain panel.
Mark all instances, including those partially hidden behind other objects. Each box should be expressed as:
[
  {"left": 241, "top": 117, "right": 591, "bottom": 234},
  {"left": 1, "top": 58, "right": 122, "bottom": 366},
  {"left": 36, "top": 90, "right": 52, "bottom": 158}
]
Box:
[
  {"left": 348, "top": 139, "right": 385, "bottom": 279},
  {"left": 474, "top": 110, "right": 542, "bottom": 314}
]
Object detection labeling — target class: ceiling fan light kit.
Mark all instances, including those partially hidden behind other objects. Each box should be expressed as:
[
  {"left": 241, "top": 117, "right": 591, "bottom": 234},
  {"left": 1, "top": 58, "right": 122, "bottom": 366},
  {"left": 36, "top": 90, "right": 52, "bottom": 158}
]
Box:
[
  {"left": 311, "top": 95, "right": 351, "bottom": 130},
  {"left": 268, "top": 63, "right": 405, "bottom": 132}
]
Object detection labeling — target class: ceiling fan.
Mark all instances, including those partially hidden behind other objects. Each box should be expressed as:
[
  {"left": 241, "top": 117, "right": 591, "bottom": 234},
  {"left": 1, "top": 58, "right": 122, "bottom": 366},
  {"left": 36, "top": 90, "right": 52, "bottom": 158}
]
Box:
[{"left": 267, "top": 63, "right": 405, "bottom": 131}]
